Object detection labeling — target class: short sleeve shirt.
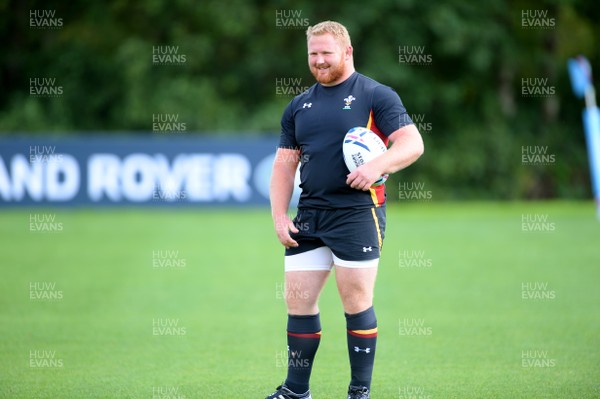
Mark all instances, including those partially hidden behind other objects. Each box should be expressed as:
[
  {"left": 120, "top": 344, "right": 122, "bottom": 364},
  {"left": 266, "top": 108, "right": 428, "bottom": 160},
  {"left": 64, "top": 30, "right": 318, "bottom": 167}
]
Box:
[{"left": 279, "top": 72, "right": 413, "bottom": 209}]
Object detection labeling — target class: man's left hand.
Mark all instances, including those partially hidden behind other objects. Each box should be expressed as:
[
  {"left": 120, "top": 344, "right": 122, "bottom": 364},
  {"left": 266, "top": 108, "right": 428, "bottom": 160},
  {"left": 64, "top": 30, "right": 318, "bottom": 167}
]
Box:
[{"left": 346, "top": 163, "right": 382, "bottom": 191}]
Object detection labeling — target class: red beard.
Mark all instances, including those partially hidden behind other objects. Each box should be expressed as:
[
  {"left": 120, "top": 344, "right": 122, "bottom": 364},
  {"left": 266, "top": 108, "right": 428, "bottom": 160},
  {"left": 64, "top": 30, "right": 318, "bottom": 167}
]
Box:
[{"left": 310, "top": 59, "right": 346, "bottom": 85}]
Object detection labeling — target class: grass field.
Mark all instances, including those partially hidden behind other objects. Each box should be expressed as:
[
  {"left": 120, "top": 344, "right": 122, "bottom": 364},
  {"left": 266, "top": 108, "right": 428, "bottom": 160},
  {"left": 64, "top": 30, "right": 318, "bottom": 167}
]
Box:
[{"left": 1, "top": 202, "right": 599, "bottom": 398}]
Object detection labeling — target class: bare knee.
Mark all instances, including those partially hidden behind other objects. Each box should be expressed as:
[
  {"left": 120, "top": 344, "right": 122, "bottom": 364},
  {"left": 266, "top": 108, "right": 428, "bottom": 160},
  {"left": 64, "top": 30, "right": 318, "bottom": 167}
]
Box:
[
  {"left": 285, "top": 281, "right": 319, "bottom": 314},
  {"left": 339, "top": 285, "right": 373, "bottom": 314},
  {"left": 335, "top": 266, "right": 377, "bottom": 314},
  {"left": 285, "top": 270, "right": 329, "bottom": 315},
  {"left": 286, "top": 296, "right": 318, "bottom": 315}
]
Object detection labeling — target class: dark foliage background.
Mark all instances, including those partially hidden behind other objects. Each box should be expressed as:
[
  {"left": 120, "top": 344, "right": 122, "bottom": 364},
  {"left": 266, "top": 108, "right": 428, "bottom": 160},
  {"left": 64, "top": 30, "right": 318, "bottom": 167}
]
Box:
[{"left": 1, "top": 0, "right": 598, "bottom": 199}]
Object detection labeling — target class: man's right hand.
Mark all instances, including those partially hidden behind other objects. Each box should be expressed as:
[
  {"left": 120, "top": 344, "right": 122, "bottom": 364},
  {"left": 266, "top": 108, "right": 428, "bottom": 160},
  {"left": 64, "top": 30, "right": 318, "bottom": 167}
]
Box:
[{"left": 273, "top": 213, "right": 300, "bottom": 249}]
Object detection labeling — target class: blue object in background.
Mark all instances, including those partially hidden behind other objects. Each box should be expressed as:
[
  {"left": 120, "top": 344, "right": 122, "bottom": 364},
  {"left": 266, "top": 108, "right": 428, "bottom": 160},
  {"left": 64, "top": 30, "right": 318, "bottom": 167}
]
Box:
[
  {"left": 583, "top": 107, "right": 600, "bottom": 218},
  {"left": 567, "top": 56, "right": 592, "bottom": 98},
  {"left": 568, "top": 55, "right": 600, "bottom": 219}
]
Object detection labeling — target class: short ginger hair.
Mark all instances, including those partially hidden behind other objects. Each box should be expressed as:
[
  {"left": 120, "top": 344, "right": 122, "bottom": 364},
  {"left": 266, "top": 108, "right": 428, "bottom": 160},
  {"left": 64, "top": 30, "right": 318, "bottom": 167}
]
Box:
[{"left": 306, "top": 20, "right": 352, "bottom": 49}]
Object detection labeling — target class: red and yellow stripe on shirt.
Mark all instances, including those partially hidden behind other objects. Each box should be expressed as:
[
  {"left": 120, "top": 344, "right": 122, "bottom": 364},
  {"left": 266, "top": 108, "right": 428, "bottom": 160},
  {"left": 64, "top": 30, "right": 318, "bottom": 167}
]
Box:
[{"left": 366, "top": 110, "right": 388, "bottom": 208}]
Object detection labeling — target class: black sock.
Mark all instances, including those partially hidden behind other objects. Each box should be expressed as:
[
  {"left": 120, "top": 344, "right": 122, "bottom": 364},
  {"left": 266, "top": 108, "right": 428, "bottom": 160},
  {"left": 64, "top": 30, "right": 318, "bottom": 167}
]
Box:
[
  {"left": 345, "top": 306, "right": 377, "bottom": 389},
  {"left": 284, "top": 314, "right": 321, "bottom": 394}
]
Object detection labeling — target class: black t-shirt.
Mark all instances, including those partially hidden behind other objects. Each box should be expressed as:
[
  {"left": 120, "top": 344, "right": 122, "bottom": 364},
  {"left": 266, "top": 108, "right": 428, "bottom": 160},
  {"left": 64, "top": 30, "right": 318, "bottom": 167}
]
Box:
[{"left": 279, "top": 72, "right": 413, "bottom": 209}]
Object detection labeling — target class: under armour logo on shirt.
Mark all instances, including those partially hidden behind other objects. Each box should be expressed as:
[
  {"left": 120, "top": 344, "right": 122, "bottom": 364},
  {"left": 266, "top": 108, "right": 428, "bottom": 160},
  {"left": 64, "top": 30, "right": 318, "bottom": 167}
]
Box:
[
  {"left": 302, "top": 103, "right": 312, "bottom": 108},
  {"left": 363, "top": 246, "right": 372, "bottom": 252}
]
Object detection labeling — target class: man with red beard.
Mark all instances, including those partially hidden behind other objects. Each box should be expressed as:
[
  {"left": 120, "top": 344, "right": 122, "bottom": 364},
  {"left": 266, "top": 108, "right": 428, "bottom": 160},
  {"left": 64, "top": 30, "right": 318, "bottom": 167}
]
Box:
[{"left": 267, "top": 21, "right": 424, "bottom": 399}]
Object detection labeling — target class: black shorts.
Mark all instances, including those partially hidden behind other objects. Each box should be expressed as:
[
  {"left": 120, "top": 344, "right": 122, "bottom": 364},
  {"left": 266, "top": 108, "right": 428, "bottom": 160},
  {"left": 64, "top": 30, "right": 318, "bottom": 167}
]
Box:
[{"left": 285, "top": 206, "right": 386, "bottom": 263}]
